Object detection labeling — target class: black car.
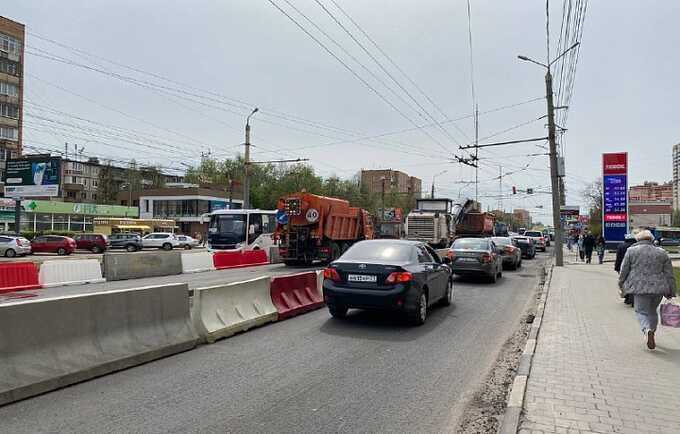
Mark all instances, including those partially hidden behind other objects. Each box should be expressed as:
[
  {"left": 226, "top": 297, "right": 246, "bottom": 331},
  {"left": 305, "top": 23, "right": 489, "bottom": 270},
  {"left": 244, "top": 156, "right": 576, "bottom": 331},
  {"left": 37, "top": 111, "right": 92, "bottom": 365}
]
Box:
[
  {"left": 448, "top": 237, "right": 503, "bottom": 282},
  {"left": 322, "top": 239, "right": 453, "bottom": 325},
  {"left": 512, "top": 236, "right": 536, "bottom": 259},
  {"left": 108, "top": 233, "right": 143, "bottom": 252}
]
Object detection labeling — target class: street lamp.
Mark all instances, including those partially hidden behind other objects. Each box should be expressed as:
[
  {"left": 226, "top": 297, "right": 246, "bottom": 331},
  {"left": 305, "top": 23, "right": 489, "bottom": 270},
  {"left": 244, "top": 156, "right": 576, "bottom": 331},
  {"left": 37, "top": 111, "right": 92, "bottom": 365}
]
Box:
[
  {"left": 243, "top": 107, "right": 259, "bottom": 209},
  {"left": 517, "top": 41, "right": 579, "bottom": 267},
  {"left": 431, "top": 170, "right": 448, "bottom": 198}
]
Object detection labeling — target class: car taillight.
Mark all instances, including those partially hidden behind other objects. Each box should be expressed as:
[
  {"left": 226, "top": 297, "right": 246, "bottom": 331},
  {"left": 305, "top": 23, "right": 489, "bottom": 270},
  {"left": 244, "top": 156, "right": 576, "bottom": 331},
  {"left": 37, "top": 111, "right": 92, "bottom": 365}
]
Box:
[
  {"left": 504, "top": 245, "right": 516, "bottom": 253},
  {"left": 481, "top": 253, "right": 493, "bottom": 263},
  {"left": 447, "top": 250, "right": 455, "bottom": 260},
  {"left": 386, "top": 272, "right": 412, "bottom": 284},
  {"left": 323, "top": 267, "right": 341, "bottom": 282},
  {"left": 539, "top": 237, "right": 544, "bottom": 243},
  {"left": 16, "top": 239, "right": 21, "bottom": 246}
]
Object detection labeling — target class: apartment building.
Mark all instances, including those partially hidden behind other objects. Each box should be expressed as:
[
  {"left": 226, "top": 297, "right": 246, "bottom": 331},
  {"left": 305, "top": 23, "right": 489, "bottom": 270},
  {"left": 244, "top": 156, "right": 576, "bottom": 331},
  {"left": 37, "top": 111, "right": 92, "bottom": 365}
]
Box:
[
  {"left": 513, "top": 208, "right": 532, "bottom": 228},
  {"left": 629, "top": 181, "right": 672, "bottom": 202},
  {"left": 673, "top": 143, "right": 680, "bottom": 209},
  {"left": 360, "top": 169, "right": 422, "bottom": 197},
  {"left": 0, "top": 16, "right": 24, "bottom": 184}
]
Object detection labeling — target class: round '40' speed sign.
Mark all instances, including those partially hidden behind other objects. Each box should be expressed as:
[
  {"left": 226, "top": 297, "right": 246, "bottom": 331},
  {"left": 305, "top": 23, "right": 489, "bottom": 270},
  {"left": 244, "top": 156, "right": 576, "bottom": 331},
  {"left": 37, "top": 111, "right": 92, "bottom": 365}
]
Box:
[{"left": 305, "top": 208, "right": 320, "bottom": 223}]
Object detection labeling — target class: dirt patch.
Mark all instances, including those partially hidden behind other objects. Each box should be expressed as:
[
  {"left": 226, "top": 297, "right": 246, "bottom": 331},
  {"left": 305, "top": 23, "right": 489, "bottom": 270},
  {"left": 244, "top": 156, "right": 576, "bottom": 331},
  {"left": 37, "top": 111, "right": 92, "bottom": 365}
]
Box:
[{"left": 456, "top": 266, "right": 547, "bottom": 434}]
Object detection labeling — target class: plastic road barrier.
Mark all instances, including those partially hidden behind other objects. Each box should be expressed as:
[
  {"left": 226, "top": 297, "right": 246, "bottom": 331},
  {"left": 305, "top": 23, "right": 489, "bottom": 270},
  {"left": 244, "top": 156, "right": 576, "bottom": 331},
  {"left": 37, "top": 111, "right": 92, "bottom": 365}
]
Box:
[
  {"left": 0, "top": 262, "right": 41, "bottom": 294},
  {"left": 0, "top": 283, "right": 198, "bottom": 406},
  {"left": 38, "top": 259, "right": 105, "bottom": 287},
  {"left": 181, "top": 251, "right": 216, "bottom": 274},
  {"left": 213, "top": 250, "right": 269, "bottom": 269},
  {"left": 192, "top": 276, "right": 278, "bottom": 343},
  {"left": 270, "top": 272, "right": 324, "bottom": 320}
]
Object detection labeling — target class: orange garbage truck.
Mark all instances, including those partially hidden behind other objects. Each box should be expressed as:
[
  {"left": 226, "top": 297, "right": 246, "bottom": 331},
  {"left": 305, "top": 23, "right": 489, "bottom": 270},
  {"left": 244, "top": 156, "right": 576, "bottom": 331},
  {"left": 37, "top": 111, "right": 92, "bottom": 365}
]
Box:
[{"left": 276, "top": 192, "right": 374, "bottom": 265}]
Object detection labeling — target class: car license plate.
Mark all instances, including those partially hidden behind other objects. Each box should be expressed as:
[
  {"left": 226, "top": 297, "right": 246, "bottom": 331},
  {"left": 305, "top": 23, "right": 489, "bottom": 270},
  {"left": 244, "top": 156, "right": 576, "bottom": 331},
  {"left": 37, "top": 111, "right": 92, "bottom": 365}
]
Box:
[
  {"left": 458, "top": 257, "right": 478, "bottom": 262},
  {"left": 347, "top": 274, "right": 377, "bottom": 282}
]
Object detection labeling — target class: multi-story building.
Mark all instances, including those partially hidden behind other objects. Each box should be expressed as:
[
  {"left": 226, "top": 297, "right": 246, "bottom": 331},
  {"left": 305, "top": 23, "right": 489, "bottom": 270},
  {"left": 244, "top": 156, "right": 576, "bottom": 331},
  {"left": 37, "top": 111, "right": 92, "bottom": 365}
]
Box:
[
  {"left": 513, "top": 208, "right": 532, "bottom": 228},
  {"left": 629, "top": 181, "right": 672, "bottom": 202},
  {"left": 360, "top": 169, "right": 422, "bottom": 198},
  {"left": 0, "top": 16, "right": 24, "bottom": 185},
  {"left": 673, "top": 143, "right": 680, "bottom": 209},
  {"left": 629, "top": 200, "right": 672, "bottom": 228}
]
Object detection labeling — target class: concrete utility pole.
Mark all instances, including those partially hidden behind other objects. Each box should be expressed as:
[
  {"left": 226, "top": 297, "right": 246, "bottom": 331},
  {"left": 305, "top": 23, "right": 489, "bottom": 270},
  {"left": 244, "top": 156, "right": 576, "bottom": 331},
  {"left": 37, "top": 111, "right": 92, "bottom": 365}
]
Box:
[
  {"left": 243, "top": 108, "right": 258, "bottom": 209},
  {"left": 518, "top": 41, "right": 579, "bottom": 267}
]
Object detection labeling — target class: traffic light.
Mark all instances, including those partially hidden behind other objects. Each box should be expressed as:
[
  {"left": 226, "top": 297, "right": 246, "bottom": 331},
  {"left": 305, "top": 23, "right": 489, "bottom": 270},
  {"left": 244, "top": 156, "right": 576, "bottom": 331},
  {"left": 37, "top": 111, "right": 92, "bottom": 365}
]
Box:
[
  {"left": 527, "top": 188, "right": 534, "bottom": 194},
  {"left": 512, "top": 186, "right": 517, "bottom": 194}
]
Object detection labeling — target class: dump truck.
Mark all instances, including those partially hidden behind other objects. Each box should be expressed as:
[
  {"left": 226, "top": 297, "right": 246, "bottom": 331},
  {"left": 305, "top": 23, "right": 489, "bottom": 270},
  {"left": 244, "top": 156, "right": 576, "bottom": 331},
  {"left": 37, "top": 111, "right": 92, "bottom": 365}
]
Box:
[
  {"left": 455, "top": 211, "right": 496, "bottom": 237},
  {"left": 276, "top": 192, "right": 374, "bottom": 265}
]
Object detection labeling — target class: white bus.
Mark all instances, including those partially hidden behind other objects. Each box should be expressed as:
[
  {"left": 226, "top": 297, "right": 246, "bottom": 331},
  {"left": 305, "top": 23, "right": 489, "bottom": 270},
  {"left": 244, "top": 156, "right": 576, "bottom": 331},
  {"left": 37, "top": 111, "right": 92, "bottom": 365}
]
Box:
[{"left": 205, "top": 209, "right": 277, "bottom": 253}]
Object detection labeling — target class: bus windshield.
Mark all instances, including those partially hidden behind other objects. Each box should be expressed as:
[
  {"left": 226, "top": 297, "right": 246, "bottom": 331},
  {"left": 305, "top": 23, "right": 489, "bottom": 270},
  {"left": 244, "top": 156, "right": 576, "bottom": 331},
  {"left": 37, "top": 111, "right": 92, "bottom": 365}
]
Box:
[{"left": 209, "top": 214, "right": 247, "bottom": 245}]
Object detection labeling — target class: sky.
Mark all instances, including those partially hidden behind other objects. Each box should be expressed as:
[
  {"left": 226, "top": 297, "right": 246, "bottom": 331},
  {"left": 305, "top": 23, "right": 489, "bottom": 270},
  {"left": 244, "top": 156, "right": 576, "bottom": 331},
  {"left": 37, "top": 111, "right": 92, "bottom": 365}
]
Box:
[{"left": 3, "top": 0, "right": 679, "bottom": 223}]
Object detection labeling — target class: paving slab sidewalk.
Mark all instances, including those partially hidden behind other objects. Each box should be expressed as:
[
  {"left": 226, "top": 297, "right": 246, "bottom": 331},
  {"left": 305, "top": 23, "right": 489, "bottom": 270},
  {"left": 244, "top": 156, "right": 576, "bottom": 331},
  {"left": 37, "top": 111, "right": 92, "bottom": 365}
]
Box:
[{"left": 519, "top": 262, "right": 680, "bottom": 434}]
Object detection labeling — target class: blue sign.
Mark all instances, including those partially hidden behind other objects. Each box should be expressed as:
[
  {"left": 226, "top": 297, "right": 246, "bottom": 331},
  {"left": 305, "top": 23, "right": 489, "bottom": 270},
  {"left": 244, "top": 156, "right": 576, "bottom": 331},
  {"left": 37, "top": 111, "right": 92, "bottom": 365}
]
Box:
[{"left": 209, "top": 201, "right": 228, "bottom": 212}]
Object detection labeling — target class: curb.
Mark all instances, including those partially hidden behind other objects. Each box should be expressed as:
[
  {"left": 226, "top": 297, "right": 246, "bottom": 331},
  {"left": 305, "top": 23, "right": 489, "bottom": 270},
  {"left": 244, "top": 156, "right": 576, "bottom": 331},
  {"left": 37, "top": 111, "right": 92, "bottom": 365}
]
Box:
[{"left": 498, "top": 260, "right": 555, "bottom": 434}]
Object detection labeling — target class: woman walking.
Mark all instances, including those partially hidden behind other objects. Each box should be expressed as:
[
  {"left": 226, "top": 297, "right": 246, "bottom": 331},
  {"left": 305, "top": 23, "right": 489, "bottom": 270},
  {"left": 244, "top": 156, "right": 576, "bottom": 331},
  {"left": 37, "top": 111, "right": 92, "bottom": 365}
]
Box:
[
  {"left": 577, "top": 234, "right": 585, "bottom": 262},
  {"left": 618, "top": 230, "right": 677, "bottom": 349},
  {"left": 596, "top": 235, "right": 606, "bottom": 264}
]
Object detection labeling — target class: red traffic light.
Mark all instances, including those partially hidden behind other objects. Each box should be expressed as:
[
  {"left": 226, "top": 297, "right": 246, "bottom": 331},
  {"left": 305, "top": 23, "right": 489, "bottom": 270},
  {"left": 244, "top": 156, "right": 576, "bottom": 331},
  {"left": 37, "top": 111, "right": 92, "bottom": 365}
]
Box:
[{"left": 512, "top": 186, "right": 517, "bottom": 194}]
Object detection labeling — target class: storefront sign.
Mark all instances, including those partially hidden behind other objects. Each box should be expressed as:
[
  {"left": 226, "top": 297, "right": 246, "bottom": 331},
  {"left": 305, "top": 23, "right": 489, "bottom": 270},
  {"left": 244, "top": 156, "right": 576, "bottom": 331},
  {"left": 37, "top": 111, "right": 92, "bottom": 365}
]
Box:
[
  {"left": 0, "top": 199, "right": 138, "bottom": 217},
  {"left": 602, "top": 152, "right": 628, "bottom": 242},
  {"left": 3, "top": 157, "right": 61, "bottom": 198}
]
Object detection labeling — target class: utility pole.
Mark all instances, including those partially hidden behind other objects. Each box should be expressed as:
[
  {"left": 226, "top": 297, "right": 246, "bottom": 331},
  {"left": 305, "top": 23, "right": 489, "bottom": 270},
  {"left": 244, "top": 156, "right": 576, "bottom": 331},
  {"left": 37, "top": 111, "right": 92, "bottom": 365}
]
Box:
[
  {"left": 381, "top": 177, "right": 386, "bottom": 223},
  {"left": 545, "top": 70, "right": 564, "bottom": 266},
  {"left": 243, "top": 108, "right": 258, "bottom": 209},
  {"left": 499, "top": 165, "right": 503, "bottom": 211},
  {"left": 474, "top": 105, "right": 479, "bottom": 207}
]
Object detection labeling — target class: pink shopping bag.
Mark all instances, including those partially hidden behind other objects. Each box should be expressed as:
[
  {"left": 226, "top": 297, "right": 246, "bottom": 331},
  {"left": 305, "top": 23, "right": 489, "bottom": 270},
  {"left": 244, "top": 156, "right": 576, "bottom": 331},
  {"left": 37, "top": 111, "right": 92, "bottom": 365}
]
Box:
[{"left": 660, "top": 300, "right": 680, "bottom": 327}]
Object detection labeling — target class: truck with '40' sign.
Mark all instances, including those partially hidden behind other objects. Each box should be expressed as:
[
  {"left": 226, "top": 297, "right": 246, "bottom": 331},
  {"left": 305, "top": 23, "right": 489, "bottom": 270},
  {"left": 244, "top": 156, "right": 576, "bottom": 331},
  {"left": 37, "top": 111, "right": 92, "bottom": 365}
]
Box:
[{"left": 275, "top": 192, "right": 374, "bottom": 265}]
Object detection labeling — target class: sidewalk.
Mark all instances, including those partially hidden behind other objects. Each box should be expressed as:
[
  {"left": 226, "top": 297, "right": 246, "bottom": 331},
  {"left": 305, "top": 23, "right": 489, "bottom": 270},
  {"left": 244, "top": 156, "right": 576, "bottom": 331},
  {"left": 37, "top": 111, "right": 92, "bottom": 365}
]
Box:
[{"left": 519, "top": 261, "right": 680, "bottom": 434}]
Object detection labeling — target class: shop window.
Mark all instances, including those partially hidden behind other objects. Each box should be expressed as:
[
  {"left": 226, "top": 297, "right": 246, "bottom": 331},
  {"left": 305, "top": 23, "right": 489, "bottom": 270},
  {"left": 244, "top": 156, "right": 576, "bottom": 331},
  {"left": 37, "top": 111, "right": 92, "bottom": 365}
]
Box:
[
  {"left": 53, "top": 214, "right": 68, "bottom": 231},
  {"left": 69, "top": 215, "right": 84, "bottom": 232},
  {"left": 36, "top": 213, "right": 52, "bottom": 231}
]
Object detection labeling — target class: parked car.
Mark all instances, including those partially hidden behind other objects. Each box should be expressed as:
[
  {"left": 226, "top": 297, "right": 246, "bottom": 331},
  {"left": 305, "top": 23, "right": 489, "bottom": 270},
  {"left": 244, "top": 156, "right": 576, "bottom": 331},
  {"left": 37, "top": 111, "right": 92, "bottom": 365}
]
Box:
[
  {"left": 30, "top": 235, "right": 76, "bottom": 255},
  {"left": 176, "top": 235, "right": 200, "bottom": 250},
  {"left": 512, "top": 236, "right": 536, "bottom": 259},
  {"left": 322, "top": 239, "right": 453, "bottom": 325},
  {"left": 491, "top": 236, "right": 522, "bottom": 270},
  {"left": 524, "top": 231, "right": 547, "bottom": 252},
  {"left": 73, "top": 233, "right": 108, "bottom": 253},
  {"left": 108, "top": 233, "right": 143, "bottom": 252},
  {"left": 141, "top": 232, "right": 181, "bottom": 250},
  {"left": 447, "top": 237, "right": 503, "bottom": 283},
  {"left": 0, "top": 235, "right": 31, "bottom": 257}
]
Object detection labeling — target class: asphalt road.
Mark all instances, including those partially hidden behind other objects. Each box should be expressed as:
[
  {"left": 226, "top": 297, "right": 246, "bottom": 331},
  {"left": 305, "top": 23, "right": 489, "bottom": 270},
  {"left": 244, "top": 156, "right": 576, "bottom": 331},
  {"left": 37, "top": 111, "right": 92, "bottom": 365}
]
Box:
[
  {"left": 0, "top": 251, "right": 550, "bottom": 433},
  {"left": 0, "top": 262, "right": 321, "bottom": 304}
]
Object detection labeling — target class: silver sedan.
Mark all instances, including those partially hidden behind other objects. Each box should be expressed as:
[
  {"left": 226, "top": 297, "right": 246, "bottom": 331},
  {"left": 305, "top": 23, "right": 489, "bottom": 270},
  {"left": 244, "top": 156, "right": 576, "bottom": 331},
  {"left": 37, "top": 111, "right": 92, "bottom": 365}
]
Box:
[{"left": 0, "top": 235, "right": 32, "bottom": 257}]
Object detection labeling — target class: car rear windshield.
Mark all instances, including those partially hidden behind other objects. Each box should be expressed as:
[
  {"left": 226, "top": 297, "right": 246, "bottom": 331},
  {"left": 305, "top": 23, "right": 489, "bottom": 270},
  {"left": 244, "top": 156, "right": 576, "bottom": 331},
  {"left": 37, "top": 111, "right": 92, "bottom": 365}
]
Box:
[
  {"left": 491, "top": 237, "right": 512, "bottom": 246},
  {"left": 525, "top": 231, "right": 542, "bottom": 237},
  {"left": 452, "top": 238, "right": 489, "bottom": 250},
  {"left": 341, "top": 242, "right": 414, "bottom": 262}
]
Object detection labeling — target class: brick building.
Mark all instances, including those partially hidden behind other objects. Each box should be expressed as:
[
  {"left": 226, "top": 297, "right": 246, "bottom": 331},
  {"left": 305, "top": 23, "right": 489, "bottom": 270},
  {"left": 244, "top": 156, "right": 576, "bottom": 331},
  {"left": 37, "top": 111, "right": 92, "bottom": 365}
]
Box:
[
  {"left": 513, "top": 208, "right": 532, "bottom": 228},
  {"left": 629, "top": 200, "right": 672, "bottom": 228},
  {"left": 360, "top": 169, "right": 422, "bottom": 198},
  {"left": 628, "top": 181, "right": 672, "bottom": 202},
  {"left": 0, "top": 16, "right": 24, "bottom": 185}
]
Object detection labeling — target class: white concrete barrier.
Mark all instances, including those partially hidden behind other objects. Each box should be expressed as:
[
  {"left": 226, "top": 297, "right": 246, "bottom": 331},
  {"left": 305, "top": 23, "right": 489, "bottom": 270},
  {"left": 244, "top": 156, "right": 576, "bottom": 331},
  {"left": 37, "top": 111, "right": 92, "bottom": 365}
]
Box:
[
  {"left": 181, "top": 251, "right": 216, "bottom": 274},
  {"left": 38, "top": 259, "right": 105, "bottom": 287},
  {"left": 192, "top": 276, "right": 278, "bottom": 343},
  {"left": 269, "top": 246, "right": 282, "bottom": 264},
  {"left": 316, "top": 270, "right": 324, "bottom": 297},
  {"left": 0, "top": 283, "right": 198, "bottom": 406}
]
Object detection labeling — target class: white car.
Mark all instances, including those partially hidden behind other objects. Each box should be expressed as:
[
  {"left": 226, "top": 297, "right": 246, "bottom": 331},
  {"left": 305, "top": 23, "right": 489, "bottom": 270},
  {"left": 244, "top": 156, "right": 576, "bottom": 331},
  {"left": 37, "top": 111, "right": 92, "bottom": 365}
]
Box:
[
  {"left": 524, "top": 230, "right": 547, "bottom": 252},
  {"left": 176, "top": 235, "right": 200, "bottom": 249},
  {"left": 141, "top": 233, "right": 181, "bottom": 250}
]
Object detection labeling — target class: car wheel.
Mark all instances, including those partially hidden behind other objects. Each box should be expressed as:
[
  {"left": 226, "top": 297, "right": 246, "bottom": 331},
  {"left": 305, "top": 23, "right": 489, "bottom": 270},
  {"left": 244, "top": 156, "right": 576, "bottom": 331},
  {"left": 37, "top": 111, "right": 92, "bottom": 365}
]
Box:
[
  {"left": 408, "top": 291, "right": 428, "bottom": 326},
  {"left": 328, "top": 304, "right": 348, "bottom": 319},
  {"left": 126, "top": 244, "right": 137, "bottom": 252},
  {"left": 183, "top": 245, "right": 192, "bottom": 250},
  {"left": 57, "top": 247, "right": 66, "bottom": 256},
  {"left": 162, "top": 243, "right": 172, "bottom": 251},
  {"left": 5, "top": 249, "right": 16, "bottom": 258},
  {"left": 489, "top": 270, "right": 498, "bottom": 283},
  {"left": 498, "top": 267, "right": 503, "bottom": 279},
  {"left": 517, "top": 258, "right": 522, "bottom": 268},
  {"left": 441, "top": 279, "right": 453, "bottom": 306},
  {"left": 91, "top": 246, "right": 102, "bottom": 254}
]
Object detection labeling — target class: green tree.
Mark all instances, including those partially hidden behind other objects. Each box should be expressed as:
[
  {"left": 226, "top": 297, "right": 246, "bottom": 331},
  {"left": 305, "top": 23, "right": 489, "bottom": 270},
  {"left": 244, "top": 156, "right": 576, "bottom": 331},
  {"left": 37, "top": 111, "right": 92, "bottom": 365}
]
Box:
[
  {"left": 96, "top": 162, "right": 119, "bottom": 205},
  {"left": 583, "top": 180, "right": 603, "bottom": 235}
]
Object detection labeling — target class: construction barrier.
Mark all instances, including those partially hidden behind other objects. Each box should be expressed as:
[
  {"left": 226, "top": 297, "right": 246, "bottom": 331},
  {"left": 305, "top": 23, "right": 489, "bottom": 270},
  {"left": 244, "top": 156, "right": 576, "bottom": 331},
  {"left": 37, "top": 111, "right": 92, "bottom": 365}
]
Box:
[
  {"left": 181, "top": 251, "right": 216, "bottom": 274},
  {"left": 316, "top": 270, "right": 324, "bottom": 297},
  {"left": 103, "top": 251, "right": 182, "bottom": 281},
  {"left": 213, "top": 249, "right": 269, "bottom": 270},
  {"left": 38, "top": 259, "right": 105, "bottom": 287},
  {"left": 0, "top": 262, "right": 41, "bottom": 294},
  {"left": 270, "top": 272, "right": 324, "bottom": 320},
  {"left": 192, "top": 276, "right": 278, "bottom": 343},
  {"left": 0, "top": 283, "right": 198, "bottom": 406},
  {"left": 269, "top": 246, "right": 282, "bottom": 264}
]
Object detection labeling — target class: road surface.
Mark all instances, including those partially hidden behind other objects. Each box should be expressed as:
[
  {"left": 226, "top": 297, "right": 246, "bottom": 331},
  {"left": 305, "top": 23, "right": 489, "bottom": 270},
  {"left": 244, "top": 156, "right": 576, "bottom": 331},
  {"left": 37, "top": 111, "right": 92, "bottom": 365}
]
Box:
[{"left": 0, "top": 252, "right": 550, "bottom": 433}]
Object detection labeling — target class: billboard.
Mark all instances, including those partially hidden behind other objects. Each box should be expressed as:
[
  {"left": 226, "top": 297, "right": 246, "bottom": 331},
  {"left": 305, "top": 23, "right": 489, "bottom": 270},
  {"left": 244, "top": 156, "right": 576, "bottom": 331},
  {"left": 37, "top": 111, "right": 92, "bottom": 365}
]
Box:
[
  {"left": 3, "top": 157, "right": 61, "bottom": 198},
  {"left": 602, "top": 152, "right": 628, "bottom": 242}
]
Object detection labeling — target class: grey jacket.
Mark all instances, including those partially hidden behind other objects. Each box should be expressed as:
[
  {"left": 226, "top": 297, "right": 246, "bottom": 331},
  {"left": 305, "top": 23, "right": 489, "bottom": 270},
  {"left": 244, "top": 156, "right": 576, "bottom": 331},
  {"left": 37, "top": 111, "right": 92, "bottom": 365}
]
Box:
[{"left": 618, "top": 240, "right": 676, "bottom": 296}]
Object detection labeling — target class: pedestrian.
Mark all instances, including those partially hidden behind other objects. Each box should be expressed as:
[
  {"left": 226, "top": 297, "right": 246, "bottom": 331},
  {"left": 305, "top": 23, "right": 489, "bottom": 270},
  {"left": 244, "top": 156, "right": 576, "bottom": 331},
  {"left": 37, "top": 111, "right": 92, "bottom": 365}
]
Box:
[
  {"left": 567, "top": 233, "right": 573, "bottom": 251},
  {"left": 596, "top": 235, "right": 606, "bottom": 264},
  {"left": 615, "top": 234, "right": 637, "bottom": 306},
  {"left": 618, "top": 230, "right": 677, "bottom": 350},
  {"left": 583, "top": 232, "right": 596, "bottom": 264},
  {"left": 578, "top": 234, "right": 585, "bottom": 262}
]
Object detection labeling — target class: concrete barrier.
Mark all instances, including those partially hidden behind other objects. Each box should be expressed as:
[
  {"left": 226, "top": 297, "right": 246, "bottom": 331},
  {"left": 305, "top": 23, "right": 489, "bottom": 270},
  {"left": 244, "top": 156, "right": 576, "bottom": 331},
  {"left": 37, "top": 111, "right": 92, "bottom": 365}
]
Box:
[
  {"left": 38, "top": 259, "right": 105, "bottom": 287},
  {"left": 192, "top": 276, "right": 277, "bottom": 343},
  {"left": 181, "top": 251, "right": 216, "bottom": 274},
  {"left": 316, "top": 270, "right": 324, "bottom": 297},
  {"left": 270, "top": 272, "right": 324, "bottom": 320},
  {"left": 103, "top": 251, "right": 182, "bottom": 281},
  {"left": 269, "top": 246, "right": 282, "bottom": 264},
  {"left": 0, "top": 262, "right": 41, "bottom": 294},
  {"left": 0, "top": 283, "right": 198, "bottom": 406}
]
